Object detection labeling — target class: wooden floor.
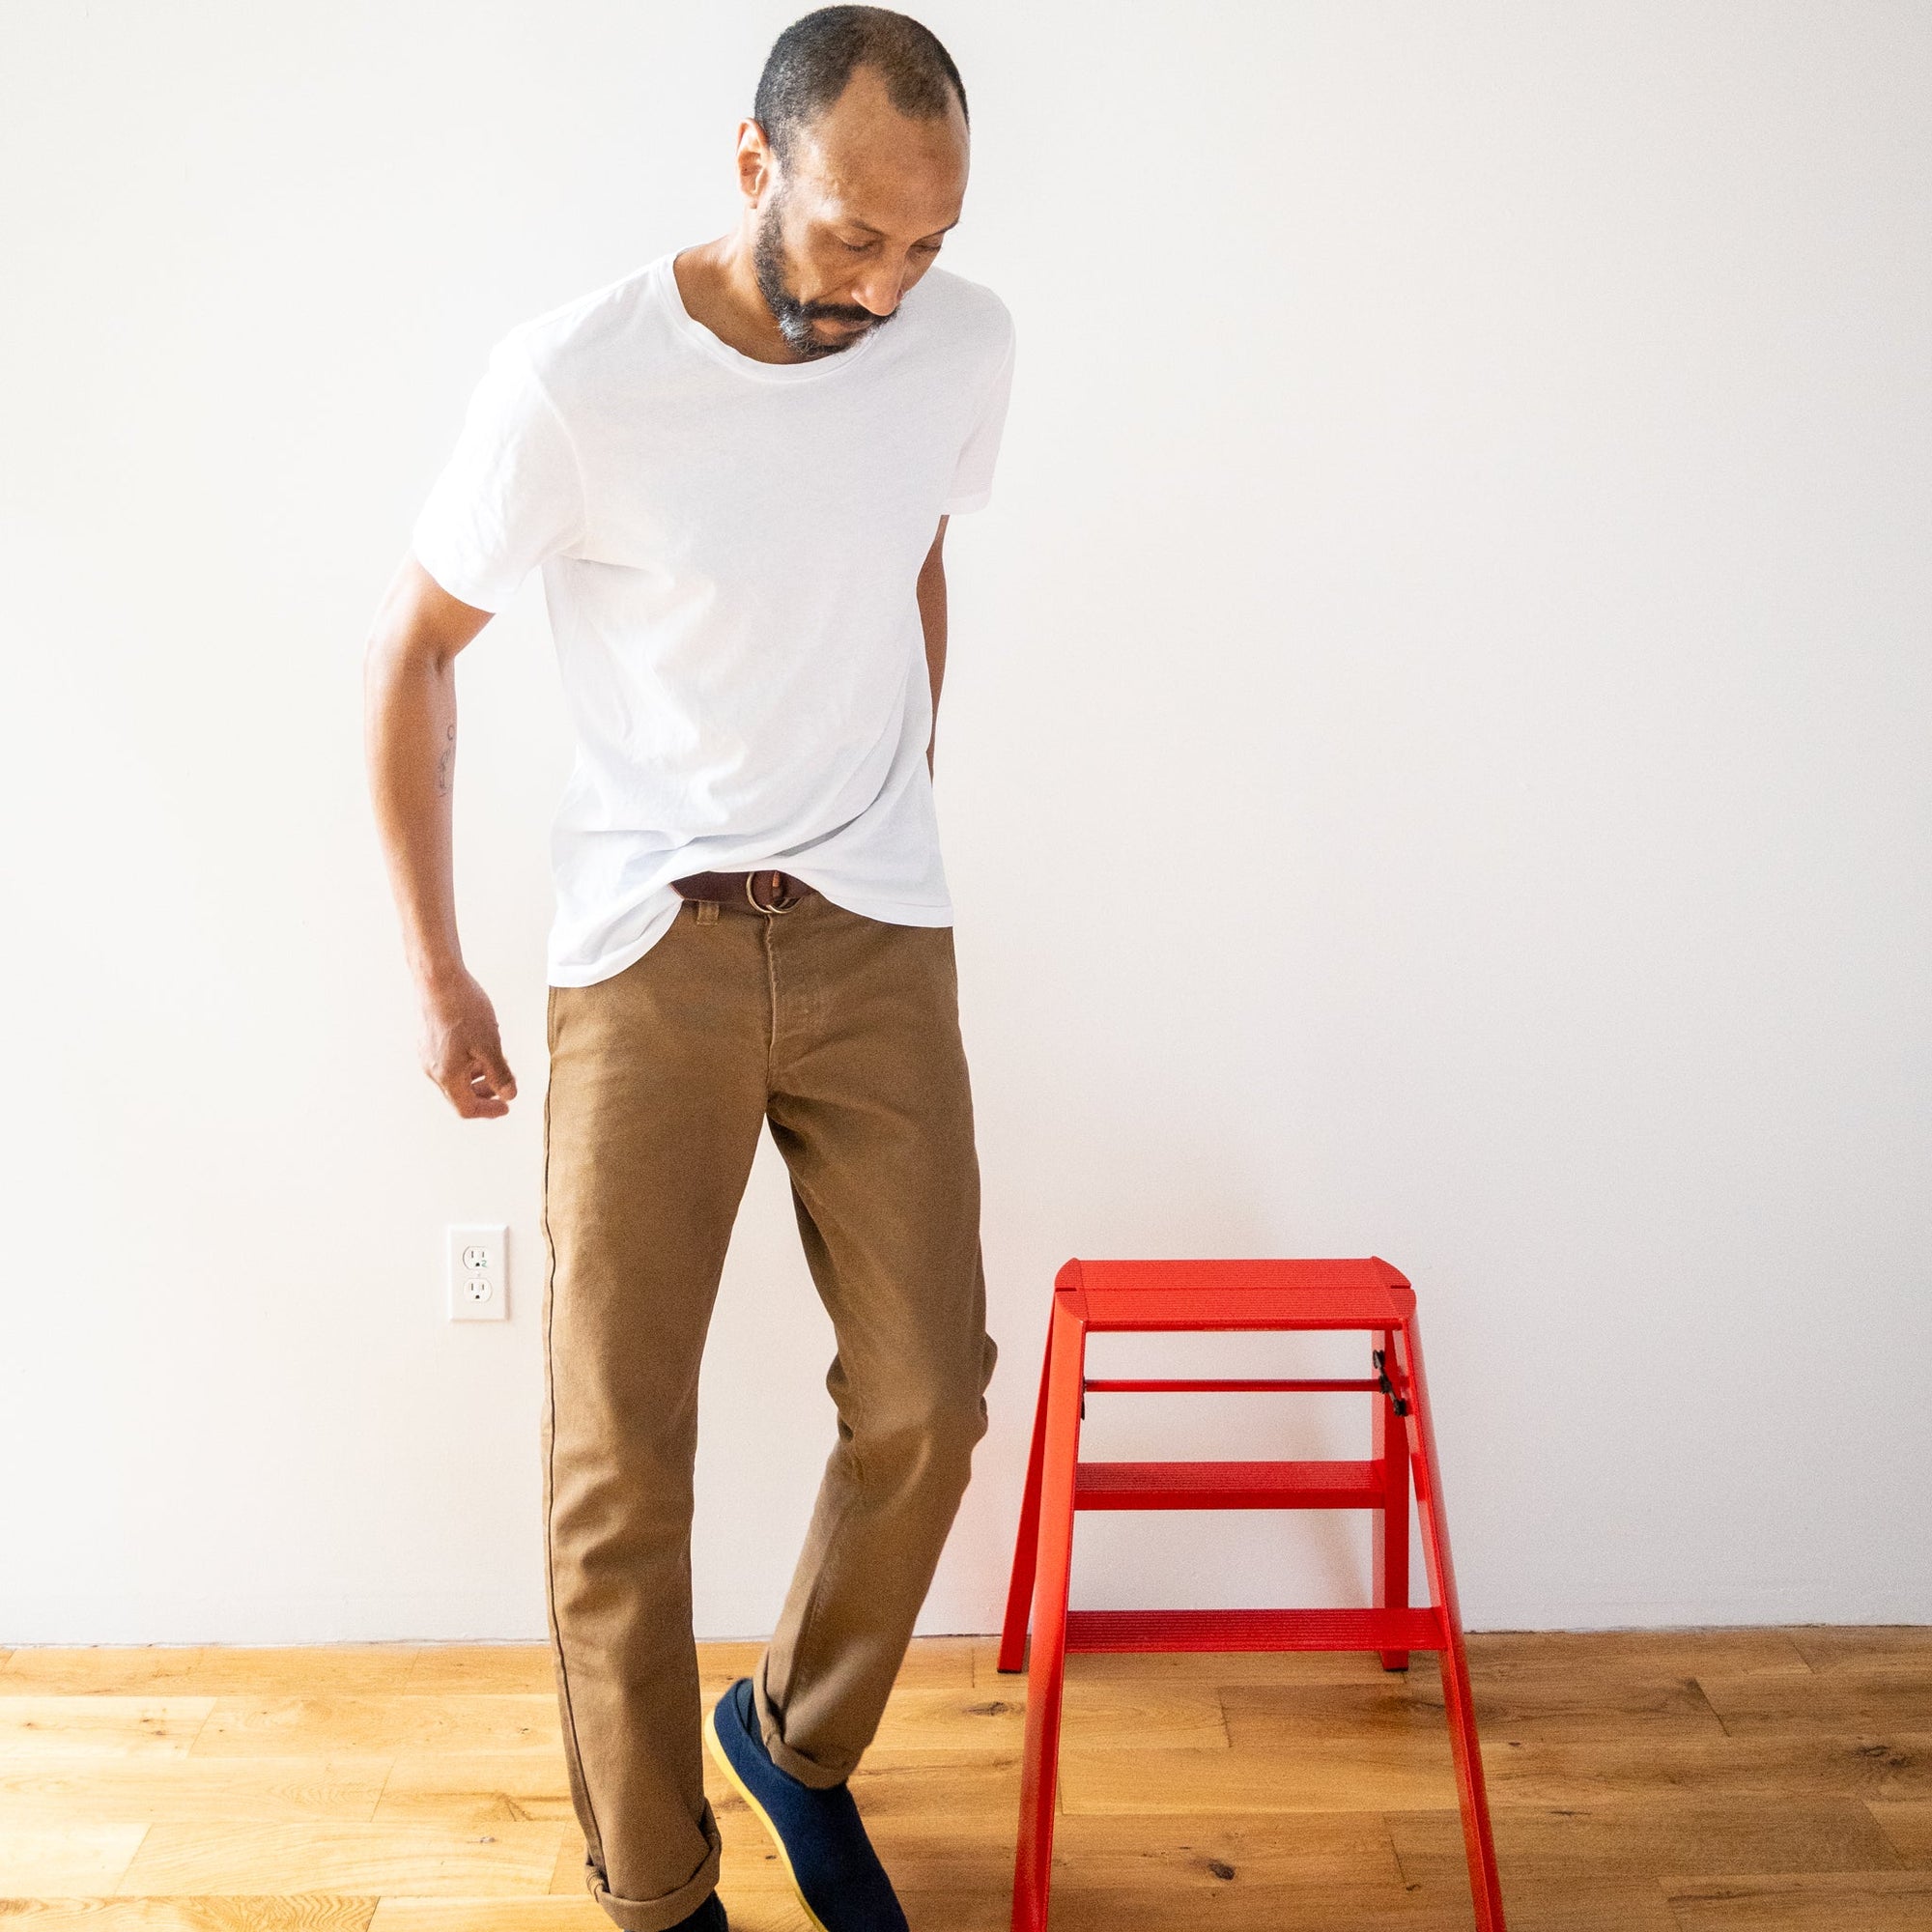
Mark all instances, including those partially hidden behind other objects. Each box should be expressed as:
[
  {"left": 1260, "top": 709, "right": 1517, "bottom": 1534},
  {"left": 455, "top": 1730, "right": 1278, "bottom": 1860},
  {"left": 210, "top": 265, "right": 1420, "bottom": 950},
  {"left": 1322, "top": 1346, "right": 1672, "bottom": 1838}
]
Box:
[{"left": 2, "top": 1628, "right": 1930, "bottom": 1929}]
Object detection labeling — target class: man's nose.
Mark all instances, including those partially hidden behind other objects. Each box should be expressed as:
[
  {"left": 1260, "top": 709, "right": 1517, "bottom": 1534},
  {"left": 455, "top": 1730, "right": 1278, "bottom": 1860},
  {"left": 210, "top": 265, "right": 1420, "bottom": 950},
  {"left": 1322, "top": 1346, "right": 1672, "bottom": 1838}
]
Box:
[{"left": 849, "top": 267, "right": 908, "bottom": 318}]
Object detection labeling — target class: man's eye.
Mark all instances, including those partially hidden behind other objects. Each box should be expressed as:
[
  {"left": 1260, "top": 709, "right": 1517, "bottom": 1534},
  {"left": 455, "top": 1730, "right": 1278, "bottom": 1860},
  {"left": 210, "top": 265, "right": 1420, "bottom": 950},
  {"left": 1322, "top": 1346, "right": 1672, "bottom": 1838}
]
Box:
[{"left": 838, "top": 237, "right": 941, "bottom": 256}]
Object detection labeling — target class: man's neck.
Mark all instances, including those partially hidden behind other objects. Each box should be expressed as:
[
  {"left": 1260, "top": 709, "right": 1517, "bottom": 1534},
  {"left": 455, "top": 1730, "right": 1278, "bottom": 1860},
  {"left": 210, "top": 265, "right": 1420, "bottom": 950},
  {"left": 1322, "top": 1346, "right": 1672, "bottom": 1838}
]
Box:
[{"left": 672, "top": 233, "right": 805, "bottom": 366}]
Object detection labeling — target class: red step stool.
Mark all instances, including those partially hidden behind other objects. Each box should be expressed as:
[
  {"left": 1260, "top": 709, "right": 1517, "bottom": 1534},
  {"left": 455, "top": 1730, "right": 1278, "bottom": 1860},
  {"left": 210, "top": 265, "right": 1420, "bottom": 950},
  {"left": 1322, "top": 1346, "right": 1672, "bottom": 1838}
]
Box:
[{"left": 997, "top": 1256, "right": 1507, "bottom": 1932}]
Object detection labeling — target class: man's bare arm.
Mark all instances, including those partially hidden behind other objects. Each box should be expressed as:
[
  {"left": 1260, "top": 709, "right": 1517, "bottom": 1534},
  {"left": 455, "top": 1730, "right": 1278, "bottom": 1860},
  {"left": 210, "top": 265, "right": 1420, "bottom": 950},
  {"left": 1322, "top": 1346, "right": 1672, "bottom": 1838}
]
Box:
[
  {"left": 917, "top": 514, "right": 949, "bottom": 774},
  {"left": 361, "top": 553, "right": 519, "bottom": 1120}
]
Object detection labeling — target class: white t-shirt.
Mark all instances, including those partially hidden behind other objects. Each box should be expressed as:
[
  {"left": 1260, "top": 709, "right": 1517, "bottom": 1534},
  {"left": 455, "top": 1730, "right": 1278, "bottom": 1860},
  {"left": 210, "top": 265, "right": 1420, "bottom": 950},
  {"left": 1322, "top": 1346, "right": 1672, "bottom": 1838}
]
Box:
[{"left": 410, "top": 250, "right": 1016, "bottom": 987}]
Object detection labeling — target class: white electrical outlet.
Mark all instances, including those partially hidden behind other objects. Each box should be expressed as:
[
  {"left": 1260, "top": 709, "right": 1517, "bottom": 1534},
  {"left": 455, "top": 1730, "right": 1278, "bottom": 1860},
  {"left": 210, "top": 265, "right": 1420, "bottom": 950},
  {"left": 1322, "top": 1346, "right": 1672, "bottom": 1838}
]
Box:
[{"left": 447, "top": 1224, "right": 508, "bottom": 1321}]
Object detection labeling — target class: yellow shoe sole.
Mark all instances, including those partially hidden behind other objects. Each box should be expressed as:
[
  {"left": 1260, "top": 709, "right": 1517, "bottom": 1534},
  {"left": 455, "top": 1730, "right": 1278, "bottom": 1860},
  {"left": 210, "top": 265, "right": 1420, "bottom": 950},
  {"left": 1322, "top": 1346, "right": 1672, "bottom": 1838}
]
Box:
[{"left": 703, "top": 1690, "right": 834, "bottom": 1932}]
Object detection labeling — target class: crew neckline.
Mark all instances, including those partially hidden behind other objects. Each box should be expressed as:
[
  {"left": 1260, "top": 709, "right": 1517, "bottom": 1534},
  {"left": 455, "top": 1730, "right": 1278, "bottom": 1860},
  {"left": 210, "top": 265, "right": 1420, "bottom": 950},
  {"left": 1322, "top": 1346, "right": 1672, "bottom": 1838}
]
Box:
[{"left": 654, "top": 250, "right": 884, "bottom": 384}]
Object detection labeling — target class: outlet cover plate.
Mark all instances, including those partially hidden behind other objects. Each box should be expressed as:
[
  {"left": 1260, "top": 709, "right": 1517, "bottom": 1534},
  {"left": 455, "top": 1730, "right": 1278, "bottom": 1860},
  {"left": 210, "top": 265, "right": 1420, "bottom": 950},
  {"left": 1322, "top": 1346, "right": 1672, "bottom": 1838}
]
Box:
[{"left": 447, "top": 1223, "right": 508, "bottom": 1321}]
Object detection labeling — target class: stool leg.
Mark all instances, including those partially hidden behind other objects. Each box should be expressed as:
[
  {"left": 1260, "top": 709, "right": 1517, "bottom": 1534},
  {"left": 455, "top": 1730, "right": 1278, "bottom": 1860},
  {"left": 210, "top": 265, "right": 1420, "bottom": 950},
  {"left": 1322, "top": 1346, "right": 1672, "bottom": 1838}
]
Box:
[
  {"left": 1373, "top": 1326, "right": 1412, "bottom": 1671},
  {"left": 1396, "top": 1313, "right": 1508, "bottom": 1932},
  {"left": 1010, "top": 1296, "right": 1085, "bottom": 1932},
  {"left": 997, "top": 1317, "right": 1057, "bottom": 1674}
]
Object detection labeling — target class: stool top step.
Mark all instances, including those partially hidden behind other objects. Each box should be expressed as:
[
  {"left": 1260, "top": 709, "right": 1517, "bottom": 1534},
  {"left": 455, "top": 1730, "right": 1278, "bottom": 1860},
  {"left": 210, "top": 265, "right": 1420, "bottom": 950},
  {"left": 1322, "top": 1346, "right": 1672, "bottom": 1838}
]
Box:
[{"left": 1054, "top": 1256, "right": 1415, "bottom": 1330}]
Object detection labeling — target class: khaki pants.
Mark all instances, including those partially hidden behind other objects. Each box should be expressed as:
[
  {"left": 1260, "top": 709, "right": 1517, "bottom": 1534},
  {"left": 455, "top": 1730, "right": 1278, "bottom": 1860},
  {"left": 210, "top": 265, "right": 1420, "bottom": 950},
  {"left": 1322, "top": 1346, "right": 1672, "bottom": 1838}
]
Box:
[{"left": 540, "top": 889, "right": 999, "bottom": 1932}]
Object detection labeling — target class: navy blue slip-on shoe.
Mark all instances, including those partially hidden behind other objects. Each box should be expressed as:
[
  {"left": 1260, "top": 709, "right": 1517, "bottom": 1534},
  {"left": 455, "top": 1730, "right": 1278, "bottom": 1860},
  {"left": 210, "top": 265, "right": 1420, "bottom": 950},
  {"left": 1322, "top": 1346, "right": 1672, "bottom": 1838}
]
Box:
[
  {"left": 665, "top": 1886, "right": 726, "bottom": 1932},
  {"left": 703, "top": 1675, "right": 907, "bottom": 1932},
  {"left": 664, "top": 1894, "right": 727, "bottom": 1932}
]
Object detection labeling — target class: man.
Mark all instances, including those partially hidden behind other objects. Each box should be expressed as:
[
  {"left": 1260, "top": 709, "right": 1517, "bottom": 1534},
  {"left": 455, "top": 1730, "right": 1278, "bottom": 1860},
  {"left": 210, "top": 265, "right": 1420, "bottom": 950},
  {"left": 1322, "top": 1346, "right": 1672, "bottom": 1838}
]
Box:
[{"left": 362, "top": 9, "right": 1010, "bottom": 1931}]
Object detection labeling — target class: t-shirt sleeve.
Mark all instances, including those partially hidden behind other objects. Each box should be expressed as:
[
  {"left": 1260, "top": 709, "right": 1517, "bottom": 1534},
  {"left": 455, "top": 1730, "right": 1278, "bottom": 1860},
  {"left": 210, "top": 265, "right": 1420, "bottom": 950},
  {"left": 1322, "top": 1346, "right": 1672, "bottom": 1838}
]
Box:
[
  {"left": 410, "top": 334, "right": 587, "bottom": 613},
  {"left": 941, "top": 314, "right": 1016, "bottom": 517}
]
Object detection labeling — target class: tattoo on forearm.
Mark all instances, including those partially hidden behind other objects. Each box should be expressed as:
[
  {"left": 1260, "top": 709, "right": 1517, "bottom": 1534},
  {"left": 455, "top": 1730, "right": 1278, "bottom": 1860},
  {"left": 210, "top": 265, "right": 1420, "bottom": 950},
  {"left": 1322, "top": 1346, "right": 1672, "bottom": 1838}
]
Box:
[{"left": 435, "top": 723, "right": 455, "bottom": 798}]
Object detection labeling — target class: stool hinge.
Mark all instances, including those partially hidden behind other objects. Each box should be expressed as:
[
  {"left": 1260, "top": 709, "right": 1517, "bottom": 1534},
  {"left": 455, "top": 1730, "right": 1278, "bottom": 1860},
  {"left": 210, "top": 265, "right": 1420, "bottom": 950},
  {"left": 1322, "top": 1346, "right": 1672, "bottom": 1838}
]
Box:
[{"left": 1373, "top": 1349, "right": 1411, "bottom": 1415}]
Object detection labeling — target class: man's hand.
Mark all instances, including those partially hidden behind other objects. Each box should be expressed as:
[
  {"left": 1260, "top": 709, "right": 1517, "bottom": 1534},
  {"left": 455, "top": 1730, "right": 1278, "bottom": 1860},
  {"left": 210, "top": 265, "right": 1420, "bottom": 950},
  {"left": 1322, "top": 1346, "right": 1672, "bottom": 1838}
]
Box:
[{"left": 417, "top": 964, "right": 519, "bottom": 1119}]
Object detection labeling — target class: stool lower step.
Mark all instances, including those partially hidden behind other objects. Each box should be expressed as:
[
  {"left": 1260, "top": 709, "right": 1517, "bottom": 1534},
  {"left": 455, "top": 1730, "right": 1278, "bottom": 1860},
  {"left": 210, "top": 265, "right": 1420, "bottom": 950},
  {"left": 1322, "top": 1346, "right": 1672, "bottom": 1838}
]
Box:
[
  {"left": 1075, "top": 1458, "right": 1389, "bottom": 1510},
  {"left": 1063, "top": 1605, "right": 1444, "bottom": 1654}
]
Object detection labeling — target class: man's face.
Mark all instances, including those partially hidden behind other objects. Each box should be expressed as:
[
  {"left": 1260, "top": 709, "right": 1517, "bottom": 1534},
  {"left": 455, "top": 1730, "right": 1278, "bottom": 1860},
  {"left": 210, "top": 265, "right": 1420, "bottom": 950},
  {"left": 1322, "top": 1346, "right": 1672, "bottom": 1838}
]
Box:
[
  {"left": 752, "top": 183, "right": 895, "bottom": 358},
  {"left": 746, "top": 65, "right": 968, "bottom": 360}
]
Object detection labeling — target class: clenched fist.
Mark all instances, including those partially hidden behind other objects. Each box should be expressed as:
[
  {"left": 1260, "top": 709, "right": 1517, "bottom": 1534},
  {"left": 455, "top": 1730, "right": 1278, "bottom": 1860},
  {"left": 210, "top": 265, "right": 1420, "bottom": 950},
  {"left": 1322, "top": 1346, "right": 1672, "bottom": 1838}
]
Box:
[{"left": 417, "top": 966, "right": 518, "bottom": 1119}]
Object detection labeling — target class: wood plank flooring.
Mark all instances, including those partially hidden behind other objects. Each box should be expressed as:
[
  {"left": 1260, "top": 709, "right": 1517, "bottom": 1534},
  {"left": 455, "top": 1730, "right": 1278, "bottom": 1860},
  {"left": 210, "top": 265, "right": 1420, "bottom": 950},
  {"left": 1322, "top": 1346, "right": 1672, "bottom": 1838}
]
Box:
[{"left": 1, "top": 1628, "right": 1928, "bottom": 1929}]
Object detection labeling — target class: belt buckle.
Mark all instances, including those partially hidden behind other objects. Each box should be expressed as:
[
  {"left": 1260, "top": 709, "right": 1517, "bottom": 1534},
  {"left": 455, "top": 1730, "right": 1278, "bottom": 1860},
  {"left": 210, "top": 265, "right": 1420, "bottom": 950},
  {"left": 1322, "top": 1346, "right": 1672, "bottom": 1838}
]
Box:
[{"left": 745, "top": 869, "right": 802, "bottom": 914}]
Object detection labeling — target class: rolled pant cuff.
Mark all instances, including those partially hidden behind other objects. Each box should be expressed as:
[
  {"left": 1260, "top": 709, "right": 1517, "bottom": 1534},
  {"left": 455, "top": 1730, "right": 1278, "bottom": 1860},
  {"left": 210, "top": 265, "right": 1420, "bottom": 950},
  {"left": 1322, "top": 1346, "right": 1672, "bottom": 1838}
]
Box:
[
  {"left": 584, "top": 1832, "right": 721, "bottom": 1932},
  {"left": 752, "top": 1667, "right": 857, "bottom": 1790}
]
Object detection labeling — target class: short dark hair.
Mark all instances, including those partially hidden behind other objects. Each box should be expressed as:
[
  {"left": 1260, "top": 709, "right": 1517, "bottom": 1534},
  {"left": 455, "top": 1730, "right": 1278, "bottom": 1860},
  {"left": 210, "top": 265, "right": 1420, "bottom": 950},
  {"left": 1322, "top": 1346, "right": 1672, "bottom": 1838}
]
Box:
[{"left": 753, "top": 7, "right": 968, "bottom": 175}]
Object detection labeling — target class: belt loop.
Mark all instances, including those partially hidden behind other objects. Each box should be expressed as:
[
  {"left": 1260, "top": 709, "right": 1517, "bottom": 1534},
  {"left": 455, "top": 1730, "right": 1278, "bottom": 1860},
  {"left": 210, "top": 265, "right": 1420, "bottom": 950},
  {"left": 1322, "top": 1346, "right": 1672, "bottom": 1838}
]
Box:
[{"left": 695, "top": 897, "right": 720, "bottom": 925}]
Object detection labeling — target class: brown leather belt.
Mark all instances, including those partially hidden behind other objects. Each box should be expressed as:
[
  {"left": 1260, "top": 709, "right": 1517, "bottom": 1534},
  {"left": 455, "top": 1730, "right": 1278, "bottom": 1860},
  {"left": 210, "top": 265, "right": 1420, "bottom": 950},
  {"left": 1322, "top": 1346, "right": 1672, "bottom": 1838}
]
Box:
[{"left": 670, "top": 868, "right": 814, "bottom": 913}]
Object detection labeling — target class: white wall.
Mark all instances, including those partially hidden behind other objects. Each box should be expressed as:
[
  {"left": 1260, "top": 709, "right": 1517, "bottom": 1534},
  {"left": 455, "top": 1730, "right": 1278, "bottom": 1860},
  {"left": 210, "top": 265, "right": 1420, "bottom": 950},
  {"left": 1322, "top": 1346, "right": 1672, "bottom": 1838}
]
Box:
[{"left": 3, "top": 1, "right": 1927, "bottom": 1645}]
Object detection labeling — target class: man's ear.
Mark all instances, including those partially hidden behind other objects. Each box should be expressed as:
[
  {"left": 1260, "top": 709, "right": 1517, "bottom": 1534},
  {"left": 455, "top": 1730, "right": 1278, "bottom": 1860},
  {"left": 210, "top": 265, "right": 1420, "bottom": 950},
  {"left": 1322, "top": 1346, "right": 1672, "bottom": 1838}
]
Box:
[{"left": 735, "top": 118, "right": 774, "bottom": 204}]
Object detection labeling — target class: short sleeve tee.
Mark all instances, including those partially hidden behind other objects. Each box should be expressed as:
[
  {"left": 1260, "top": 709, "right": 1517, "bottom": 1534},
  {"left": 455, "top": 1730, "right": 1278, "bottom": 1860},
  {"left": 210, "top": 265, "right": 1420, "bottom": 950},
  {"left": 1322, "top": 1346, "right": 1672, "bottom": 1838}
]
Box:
[{"left": 410, "top": 252, "right": 1016, "bottom": 986}]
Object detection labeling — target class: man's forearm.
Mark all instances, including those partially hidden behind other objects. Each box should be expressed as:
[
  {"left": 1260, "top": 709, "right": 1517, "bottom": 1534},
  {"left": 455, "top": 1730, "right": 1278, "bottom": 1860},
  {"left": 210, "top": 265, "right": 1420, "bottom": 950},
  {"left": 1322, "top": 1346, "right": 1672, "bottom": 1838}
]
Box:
[
  {"left": 361, "top": 557, "right": 515, "bottom": 1119},
  {"left": 363, "top": 635, "right": 466, "bottom": 988},
  {"left": 917, "top": 554, "right": 948, "bottom": 771}
]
